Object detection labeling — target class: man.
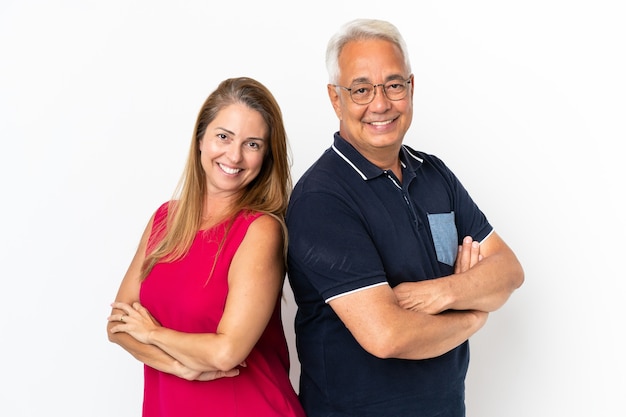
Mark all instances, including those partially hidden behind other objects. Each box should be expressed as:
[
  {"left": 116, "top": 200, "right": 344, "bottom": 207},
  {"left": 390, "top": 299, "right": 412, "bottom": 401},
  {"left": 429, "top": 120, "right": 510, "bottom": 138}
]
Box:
[{"left": 286, "top": 18, "right": 524, "bottom": 417}]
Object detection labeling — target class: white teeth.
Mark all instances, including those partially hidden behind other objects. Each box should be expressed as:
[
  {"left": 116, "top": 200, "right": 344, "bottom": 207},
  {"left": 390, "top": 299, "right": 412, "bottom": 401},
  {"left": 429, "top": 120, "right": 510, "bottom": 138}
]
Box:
[
  {"left": 370, "top": 120, "right": 393, "bottom": 126},
  {"left": 219, "top": 163, "right": 242, "bottom": 174}
]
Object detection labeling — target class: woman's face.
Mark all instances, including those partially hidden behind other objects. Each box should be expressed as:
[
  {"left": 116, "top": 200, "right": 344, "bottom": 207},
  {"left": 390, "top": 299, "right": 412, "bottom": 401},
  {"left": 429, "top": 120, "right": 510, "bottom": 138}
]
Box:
[{"left": 199, "top": 103, "right": 268, "bottom": 198}]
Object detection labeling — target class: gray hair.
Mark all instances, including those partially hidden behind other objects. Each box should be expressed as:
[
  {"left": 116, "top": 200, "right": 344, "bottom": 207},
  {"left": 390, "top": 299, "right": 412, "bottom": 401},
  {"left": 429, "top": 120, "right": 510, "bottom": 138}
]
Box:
[{"left": 325, "top": 19, "right": 412, "bottom": 84}]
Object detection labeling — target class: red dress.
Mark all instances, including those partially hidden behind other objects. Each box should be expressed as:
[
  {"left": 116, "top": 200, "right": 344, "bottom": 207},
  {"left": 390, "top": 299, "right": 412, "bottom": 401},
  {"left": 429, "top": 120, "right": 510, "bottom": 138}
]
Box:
[{"left": 139, "top": 203, "right": 305, "bottom": 417}]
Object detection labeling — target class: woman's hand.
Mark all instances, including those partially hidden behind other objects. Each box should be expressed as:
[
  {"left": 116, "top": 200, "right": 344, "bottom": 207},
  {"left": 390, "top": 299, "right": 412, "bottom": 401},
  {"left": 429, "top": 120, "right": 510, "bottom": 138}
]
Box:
[
  {"left": 172, "top": 359, "right": 242, "bottom": 381},
  {"left": 108, "top": 301, "right": 160, "bottom": 344}
]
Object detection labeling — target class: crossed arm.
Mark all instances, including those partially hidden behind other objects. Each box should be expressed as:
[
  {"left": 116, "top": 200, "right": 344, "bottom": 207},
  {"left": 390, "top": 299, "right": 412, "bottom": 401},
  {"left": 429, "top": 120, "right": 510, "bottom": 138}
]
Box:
[
  {"left": 328, "top": 232, "right": 524, "bottom": 360},
  {"left": 107, "top": 214, "right": 285, "bottom": 381}
]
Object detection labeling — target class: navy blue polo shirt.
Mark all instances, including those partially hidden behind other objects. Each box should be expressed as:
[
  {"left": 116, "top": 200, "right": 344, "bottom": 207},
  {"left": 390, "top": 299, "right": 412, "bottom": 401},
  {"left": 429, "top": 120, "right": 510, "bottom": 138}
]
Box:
[{"left": 286, "top": 133, "right": 493, "bottom": 417}]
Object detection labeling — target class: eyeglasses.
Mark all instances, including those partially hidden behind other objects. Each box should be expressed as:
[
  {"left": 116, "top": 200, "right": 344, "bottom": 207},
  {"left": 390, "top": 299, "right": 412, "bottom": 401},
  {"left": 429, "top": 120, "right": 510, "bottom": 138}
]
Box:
[{"left": 332, "top": 77, "right": 412, "bottom": 105}]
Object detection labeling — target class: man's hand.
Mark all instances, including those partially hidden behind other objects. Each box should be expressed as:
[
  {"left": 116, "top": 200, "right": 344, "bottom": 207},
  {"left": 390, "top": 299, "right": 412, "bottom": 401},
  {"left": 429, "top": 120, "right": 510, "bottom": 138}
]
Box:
[
  {"left": 454, "top": 236, "right": 482, "bottom": 274},
  {"left": 393, "top": 236, "right": 482, "bottom": 314}
]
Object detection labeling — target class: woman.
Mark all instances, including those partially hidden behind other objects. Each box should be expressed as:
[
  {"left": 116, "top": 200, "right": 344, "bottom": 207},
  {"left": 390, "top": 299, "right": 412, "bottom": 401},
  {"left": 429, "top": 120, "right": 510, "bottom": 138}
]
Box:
[{"left": 107, "top": 77, "right": 305, "bottom": 417}]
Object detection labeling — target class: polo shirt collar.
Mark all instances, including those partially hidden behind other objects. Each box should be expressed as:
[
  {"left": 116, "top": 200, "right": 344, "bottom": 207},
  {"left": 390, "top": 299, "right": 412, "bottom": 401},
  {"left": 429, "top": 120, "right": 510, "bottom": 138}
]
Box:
[{"left": 331, "top": 132, "right": 423, "bottom": 181}]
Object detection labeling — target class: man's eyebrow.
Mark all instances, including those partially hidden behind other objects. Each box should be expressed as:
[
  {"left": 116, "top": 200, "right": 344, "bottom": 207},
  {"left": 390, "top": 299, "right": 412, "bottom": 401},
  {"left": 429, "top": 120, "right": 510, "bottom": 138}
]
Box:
[{"left": 350, "top": 74, "right": 406, "bottom": 84}]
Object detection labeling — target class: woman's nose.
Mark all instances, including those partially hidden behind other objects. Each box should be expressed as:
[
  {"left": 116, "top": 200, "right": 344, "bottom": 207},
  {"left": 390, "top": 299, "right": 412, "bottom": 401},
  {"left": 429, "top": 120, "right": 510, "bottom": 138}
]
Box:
[{"left": 225, "top": 144, "right": 243, "bottom": 162}]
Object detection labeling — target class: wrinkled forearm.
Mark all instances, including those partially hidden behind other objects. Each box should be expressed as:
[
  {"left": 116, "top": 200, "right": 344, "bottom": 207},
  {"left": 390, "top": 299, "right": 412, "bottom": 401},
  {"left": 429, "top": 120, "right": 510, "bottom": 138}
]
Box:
[
  {"left": 369, "top": 307, "right": 488, "bottom": 360},
  {"left": 445, "top": 249, "right": 524, "bottom": 312},
  {"left": 331, "top": 282, "right": 491, "bottom": 361}
]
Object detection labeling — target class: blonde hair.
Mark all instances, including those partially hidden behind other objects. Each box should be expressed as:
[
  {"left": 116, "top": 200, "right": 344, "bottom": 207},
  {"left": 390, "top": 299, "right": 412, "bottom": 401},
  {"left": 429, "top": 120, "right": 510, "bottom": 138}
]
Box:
[{"left": 141, "top": 77, "right": 292, "bottom": 278}]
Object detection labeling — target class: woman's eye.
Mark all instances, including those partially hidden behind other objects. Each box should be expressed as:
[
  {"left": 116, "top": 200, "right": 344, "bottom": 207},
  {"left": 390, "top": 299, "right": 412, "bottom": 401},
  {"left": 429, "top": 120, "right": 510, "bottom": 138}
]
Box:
[
  {"left": 247, "top": 141, "right": 261, "bottom": 150},
  {"left": 217, "top": 133, "right": 228, "bottom": 141}
]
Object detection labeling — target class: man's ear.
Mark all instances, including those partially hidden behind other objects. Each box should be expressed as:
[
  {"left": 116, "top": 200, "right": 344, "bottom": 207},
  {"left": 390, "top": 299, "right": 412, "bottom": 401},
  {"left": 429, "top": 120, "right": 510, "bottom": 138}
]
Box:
[{"left": 327, "top": 84, "right": 343, "bottom": 120}]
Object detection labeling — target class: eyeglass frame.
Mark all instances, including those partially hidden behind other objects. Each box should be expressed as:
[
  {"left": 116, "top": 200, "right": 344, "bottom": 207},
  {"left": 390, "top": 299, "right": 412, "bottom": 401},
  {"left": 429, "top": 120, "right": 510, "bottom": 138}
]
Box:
[{"left": 330, "top": 75, "right": 413, "bottom": 105}]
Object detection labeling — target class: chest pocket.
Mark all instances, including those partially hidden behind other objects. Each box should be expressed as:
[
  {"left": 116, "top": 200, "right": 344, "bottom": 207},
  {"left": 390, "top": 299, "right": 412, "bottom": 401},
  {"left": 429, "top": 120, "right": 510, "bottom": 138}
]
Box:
[{"left": 427, "top": 212, "right": 458, "bottom": 266}]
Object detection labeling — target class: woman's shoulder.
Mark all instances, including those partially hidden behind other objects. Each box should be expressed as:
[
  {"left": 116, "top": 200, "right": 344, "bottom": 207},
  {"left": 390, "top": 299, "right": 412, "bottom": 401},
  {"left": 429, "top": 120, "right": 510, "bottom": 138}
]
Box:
[
  {"left": 235, "top": 211, "right": 282, "bottom": 235},
  {"left": 154, "top": 200, "right": 174, "bottom": 215},
  {"left": 235, "top": 213, "right": 284, "bottom": 256},
  {"left": 235, "top": 210, "right": 277, "bottom": 226}
]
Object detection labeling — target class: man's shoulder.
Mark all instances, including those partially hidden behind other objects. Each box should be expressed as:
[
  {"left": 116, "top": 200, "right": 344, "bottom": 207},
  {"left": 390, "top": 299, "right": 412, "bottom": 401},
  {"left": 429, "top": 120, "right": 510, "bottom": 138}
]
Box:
[
  {"left": 401, "top": 145, "right": 456, "bottom": 180},
  {"left": 294, "top": 149, "right": 350, "bottom": 189},
  {"left": 402, "top": 144, "right": 445, "bottom": 165}
]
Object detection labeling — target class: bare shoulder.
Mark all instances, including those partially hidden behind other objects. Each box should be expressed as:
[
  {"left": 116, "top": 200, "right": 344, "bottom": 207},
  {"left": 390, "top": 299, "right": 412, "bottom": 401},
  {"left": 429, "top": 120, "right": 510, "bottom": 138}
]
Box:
[
  {"left": 237, "top": 214, "right": 284, "bottom": 254},
  {"left": 246, "top": 213, "right": 282, "bottom": 237},
  {"left": 230, "top": 214, "right": 285, "bottom": 284}
]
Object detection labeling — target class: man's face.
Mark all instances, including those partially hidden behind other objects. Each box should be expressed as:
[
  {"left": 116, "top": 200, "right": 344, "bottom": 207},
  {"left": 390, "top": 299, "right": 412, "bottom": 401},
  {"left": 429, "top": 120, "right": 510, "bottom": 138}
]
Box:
[{"left": 328, "top": 38, "right": 414, "bottom": 166}]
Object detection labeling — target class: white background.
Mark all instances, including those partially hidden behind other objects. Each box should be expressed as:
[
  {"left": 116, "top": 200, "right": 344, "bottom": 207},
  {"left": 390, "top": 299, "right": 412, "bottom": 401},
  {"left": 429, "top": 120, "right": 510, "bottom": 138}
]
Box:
[{"left": 1, "top": 1, "right": 624, "bottom": 416}]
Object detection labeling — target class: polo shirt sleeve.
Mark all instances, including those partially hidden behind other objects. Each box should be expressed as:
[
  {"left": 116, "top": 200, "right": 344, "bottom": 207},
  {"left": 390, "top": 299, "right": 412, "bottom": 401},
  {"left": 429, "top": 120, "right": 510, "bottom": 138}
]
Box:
[
  {"left": 434, "top": 156, "right": 493, "bottom": 243},
  {"left": 287, "top": 190, "right": 388, "bottom": 302},
  {"left": 454, "top": 181, "right": 493, "bottom": 244}
]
